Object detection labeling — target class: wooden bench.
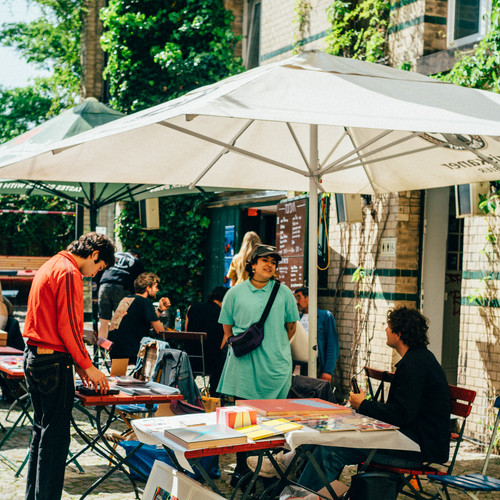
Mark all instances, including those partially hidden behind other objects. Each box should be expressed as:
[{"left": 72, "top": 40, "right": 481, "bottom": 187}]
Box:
[
  {"left": 0, "top": 256, "right": 51, "bottom": 303},
  {"left": 0, "top": 255, "right": 51, "bottom": 272}
]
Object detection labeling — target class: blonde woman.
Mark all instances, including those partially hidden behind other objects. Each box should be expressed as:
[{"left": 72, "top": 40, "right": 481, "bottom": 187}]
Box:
[{"left": 226, "top": 231, "right": 261, "bottom": 286}]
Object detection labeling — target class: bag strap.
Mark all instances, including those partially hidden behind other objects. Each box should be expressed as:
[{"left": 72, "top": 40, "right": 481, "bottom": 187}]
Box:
[{"left": 257, "top": 280, "right": 281, "bottom": 326}]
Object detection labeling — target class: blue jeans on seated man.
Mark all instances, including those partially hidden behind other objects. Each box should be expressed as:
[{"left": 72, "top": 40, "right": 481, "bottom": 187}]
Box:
[
  {"left": 24, "top": 346, "right": 75, "bottom": 500},
  {"left": 298, "top": 445, "right": 424, "bottom": 491}
]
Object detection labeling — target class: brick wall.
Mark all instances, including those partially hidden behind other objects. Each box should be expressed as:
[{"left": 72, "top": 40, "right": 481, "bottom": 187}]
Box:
[
  {"left": 319, "top": 192, "right": 421, "bottom": 399},
  {"left": 260, "top": 0, "right": 332, "bottom": 64},
  {"left": 389, "top": 0, "right": 447, "bottom": 69},
  {"left": 224, "top": 0, "right": 244, "bottom": 58},
  {"left": 458, "top": 213, "right": 500, "bottom": 443},
  {"left": 80, "top": 0, "right": 106, "bottom": 100}
]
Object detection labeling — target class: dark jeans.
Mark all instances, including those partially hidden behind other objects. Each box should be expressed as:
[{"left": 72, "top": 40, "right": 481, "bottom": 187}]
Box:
[{"left": 24, "top": 346, "right": 75, "bottom": 500}]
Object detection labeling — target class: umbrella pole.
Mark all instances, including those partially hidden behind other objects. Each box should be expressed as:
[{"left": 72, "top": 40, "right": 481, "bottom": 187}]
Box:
[
  {"left": 89, "top": 183, "right": 97, "bottom": 232},
  {"left": 308, "top": 125, "right": 318, "bottom": 378}
]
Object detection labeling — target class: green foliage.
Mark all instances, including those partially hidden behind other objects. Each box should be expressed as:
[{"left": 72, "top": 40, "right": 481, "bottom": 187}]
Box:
[
  {"left": 325, "top": 0, "right": 390, "bottom": 62},
  {"left": 101, "top": 0, "right": 243, "bottom": 113},
  {"left": 479, "top": 192, "right": 500, "bottom": 215},
  {"left": 438, "top": 0, "right": 500, "bottom": 91},
  {"left": 0, "top": 0, "right": 83, "bottom": 141},
  {"left": 115, "top": 194, "right": 213, "bottom": 320},
  {"left": 293, "top": 0, "right": 313, "bottom": 53},
  {"left": 0, "top": 195, "right": 75, "bottom": 255},
  {"left": 351, "top": 265, "right": 366, "bottom": 282},
  {"left": 0, "top": 85, "right": 54, "bottom": 143}
]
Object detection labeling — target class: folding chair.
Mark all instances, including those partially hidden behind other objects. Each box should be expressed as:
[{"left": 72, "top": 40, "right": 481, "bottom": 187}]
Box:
[
  {"left": 110, "top": 342, "right": 163, "bottom": 441},
  {"left": 367, "top": 382, "right": 476, "bottom": 499},
  {"left": 428, "top": 395, "right": 500, "bottom": 500},
  {"left": 364, "top": 366, "right": 395, "bottom": 402}
]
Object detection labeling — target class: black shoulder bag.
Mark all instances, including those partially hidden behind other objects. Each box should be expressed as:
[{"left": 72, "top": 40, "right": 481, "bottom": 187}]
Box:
[{"left": 228, "top": 280, "right": 280, "bottom": 357}]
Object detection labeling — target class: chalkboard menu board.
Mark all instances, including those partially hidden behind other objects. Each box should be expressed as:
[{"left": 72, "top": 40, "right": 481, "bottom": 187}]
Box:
[{"left": 276, "top": 197, "right": 307, "bottom": 291}]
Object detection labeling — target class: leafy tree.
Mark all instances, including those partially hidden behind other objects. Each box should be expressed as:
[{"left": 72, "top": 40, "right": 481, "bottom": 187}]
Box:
[
  {"left": 0, "top": 0, "right": 83, "bottom": 121},
  {"left": 0, "top": 0, "right": 83, "bottom": 252},
  {"left": 438, "top": 0, "right": 500, "bottom": 92},
  {"left": 325, "top": 0, "right": 390, "bottom": 62},
  {"left": 0, "top": 85, "right": 53, "bottom": 142},
  {"left": 115, "top": 194, "right": 212, "bottom": 319},
  {"left": 101, "top": 0, "right": 243, "bottom": 112},
  {"left": 0, "top": 195, "right": 75, "bottom": 255}
]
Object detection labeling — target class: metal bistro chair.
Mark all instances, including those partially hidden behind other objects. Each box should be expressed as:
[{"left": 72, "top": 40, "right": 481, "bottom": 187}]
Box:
[
  {"left": 363, "top": 366, "right": 477, "bottom": 500},
  {"left": 428, "top": 396, "right": 500, "bottom": 499}
]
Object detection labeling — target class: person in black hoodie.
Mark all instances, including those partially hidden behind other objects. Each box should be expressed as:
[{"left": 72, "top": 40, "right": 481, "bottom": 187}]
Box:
[{"left": 298, "top": 306, "right": 450, "bottom": 491}]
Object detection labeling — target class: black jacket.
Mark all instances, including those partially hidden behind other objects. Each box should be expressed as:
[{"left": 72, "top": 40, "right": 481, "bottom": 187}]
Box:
[{"left": 359, "top": 347, "right": 450, "bottom": 463}]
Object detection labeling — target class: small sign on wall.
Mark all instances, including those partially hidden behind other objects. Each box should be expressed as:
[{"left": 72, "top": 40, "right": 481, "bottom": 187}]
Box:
[{"left": 380, "top": 237, "right": 396, "bottom": 256}]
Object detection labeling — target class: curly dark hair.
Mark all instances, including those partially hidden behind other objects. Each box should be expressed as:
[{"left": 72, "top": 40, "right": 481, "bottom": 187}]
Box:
[
  {"left": 66, "top": 232, "right": 115, "bottom": 268},
  {"left": 387, "top": 306, "right": 429, "bottom": 349}
]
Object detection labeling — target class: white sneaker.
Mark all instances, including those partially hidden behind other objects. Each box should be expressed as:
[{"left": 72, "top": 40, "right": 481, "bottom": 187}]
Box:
[{"left": 247, "top": 451, "right": 287, "bottom": 478}]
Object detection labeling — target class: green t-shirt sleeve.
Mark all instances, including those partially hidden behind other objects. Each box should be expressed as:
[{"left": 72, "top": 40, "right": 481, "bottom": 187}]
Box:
[
  {"left": 218, "top": 288, "right": 235, "bottom": 325},
  {"left": 283, "top": 285, "right": 300, "bottom": 323}
]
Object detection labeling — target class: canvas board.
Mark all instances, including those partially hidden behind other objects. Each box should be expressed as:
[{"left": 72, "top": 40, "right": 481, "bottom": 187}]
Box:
[{"left": 142, "top": 460, "right": 225, "bottom": 500}]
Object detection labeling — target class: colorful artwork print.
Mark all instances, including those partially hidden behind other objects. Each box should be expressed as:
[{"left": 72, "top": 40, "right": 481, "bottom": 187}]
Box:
[{"left": 152, "top": 486, "right": 178, "bottom": 500}]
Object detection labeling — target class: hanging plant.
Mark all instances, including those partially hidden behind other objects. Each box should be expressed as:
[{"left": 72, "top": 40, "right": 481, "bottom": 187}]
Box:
[{"left": 293, "top": 0, "right": 313, "bottom": 53}]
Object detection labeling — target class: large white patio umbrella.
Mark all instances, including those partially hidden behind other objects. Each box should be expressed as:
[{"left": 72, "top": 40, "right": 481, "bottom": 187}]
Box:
[
  {"left": 2, "top": 50, "right": 500, "bottom": 375},
  {"left": 0, "top": 97, "right": 169, "bottom": 230}
]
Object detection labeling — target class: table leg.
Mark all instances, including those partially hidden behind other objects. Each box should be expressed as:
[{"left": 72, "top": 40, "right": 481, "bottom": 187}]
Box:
[
  {"left": 0, "top": 392, "right": 32, "bottom": 450},
  {"left": 72, "top": 406, "right": 145, "bottom": 500}
]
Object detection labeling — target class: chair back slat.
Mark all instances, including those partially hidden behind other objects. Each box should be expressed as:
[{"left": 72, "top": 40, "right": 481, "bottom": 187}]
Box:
[
  {"left": 449, "top": 384, "right": 476, "bottom": 418},
  {"left": 364, "top": 366, "right": 394, "bottom": 403},
  {"left": 447, "top": 384, "right": 476, "bottom": 475}
]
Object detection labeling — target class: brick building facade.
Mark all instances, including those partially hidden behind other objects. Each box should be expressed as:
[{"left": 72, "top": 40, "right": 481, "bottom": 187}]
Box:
[
  {"left": 79, "top": 0, "right": 498, "bottom": 445},
  {"left": 220, "top": 0, "right": 499, "bottom": 445}
]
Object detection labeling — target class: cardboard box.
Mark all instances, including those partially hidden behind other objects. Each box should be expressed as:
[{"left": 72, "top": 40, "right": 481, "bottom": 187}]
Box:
[
  {"left": 216, "top": 405, "right": 257, "bottom": 429},
  {"left": 0, "top": 331, "right": 7, "bottom": 347}
]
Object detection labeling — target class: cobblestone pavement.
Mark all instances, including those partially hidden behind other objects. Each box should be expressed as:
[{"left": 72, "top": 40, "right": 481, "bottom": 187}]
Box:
[{"left": 0, "top": 398, "right": 498, "bottom": 499}]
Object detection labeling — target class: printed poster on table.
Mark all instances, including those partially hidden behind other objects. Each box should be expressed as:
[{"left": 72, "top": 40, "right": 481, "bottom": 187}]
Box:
[{"left": 143, "top": 461, "right": 225, "bottom": 500}]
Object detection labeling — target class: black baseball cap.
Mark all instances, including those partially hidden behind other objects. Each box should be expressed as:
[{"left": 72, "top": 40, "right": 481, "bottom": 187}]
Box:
[{"left": 250, "top": 244, "right": 282, "bottom": 263}]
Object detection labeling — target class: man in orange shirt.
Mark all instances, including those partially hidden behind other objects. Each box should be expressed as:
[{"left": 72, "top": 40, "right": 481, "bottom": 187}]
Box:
[{"left": 23, "top": 232, "right": 115, "bottom": 500}]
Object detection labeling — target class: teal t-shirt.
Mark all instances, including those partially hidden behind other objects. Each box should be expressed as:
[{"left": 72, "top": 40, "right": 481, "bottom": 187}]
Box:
[{"left": 217, "top": 279, "right": 299, "bottom": 399}]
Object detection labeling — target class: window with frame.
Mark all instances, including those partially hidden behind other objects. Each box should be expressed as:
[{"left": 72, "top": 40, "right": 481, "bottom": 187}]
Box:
[
  {"left": 448, "top": 0, "right": 490, "bottom": 46},
  {"left": 245, "top": 0, "right": 261, "bottom": 69}
]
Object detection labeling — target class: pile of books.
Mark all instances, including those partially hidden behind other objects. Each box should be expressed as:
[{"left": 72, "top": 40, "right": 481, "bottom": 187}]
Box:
[{"left": 108, "top": 376, "right": 180, "bottom": 396}]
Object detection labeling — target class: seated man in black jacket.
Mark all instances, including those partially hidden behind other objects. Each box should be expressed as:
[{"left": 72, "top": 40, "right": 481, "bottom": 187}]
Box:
[{"left": 298, "top": 306, "right": 450, "bottom": 491}]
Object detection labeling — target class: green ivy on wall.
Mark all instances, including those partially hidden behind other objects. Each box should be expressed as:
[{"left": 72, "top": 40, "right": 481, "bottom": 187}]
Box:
[
  {"left": 325, "top": 0, "right": 390, "bottom": 62},
  {"left": 115, "top": 194, "right": 213, "bottom": 322}
]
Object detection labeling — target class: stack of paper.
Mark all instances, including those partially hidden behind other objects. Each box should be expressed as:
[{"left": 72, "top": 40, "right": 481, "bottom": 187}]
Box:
[{"left": 237, "top": 418, "right": 302, "bottom": 441}]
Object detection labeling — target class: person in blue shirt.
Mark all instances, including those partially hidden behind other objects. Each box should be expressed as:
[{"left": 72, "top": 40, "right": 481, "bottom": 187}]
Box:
[{"left": 294, "top": 287, "right": 339, "bottom": 382}]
